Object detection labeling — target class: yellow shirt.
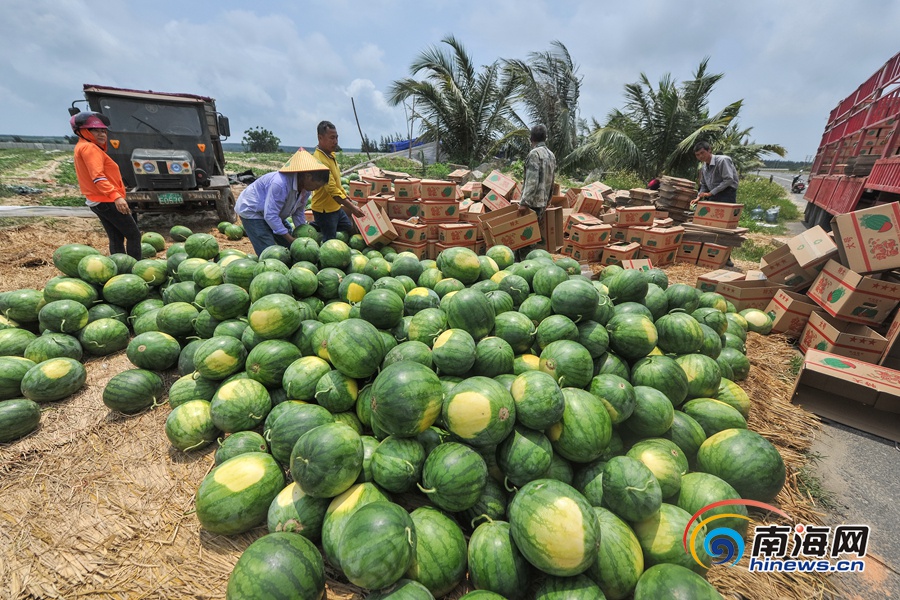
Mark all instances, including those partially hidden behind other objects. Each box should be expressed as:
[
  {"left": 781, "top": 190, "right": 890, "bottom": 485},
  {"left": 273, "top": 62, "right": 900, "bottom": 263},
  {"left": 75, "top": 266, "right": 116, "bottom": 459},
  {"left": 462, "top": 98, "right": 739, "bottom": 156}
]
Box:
[{"left": 311, "top": 147, "right": 345, "bottom": 213}]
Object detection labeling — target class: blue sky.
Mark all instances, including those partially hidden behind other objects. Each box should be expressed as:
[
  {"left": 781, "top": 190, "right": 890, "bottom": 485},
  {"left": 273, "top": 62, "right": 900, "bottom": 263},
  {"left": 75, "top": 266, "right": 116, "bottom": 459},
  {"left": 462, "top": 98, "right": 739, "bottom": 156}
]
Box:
[{"left": 2, "top": 0, "right": 898, "bottom": 160}]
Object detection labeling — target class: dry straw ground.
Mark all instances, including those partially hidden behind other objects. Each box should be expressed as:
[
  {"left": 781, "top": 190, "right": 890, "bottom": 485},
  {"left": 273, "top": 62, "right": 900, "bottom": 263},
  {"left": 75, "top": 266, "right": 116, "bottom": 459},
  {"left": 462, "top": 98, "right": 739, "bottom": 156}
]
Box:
[{"left": 0, "top": 219, "right": 833, "bottom": 600}]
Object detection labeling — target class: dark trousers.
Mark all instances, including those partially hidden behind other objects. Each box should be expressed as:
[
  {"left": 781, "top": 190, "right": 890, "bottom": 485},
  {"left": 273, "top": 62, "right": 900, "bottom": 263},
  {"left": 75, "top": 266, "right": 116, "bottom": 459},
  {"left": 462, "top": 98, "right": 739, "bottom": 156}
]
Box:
[
  {"left": 313, "top": 208, "right": 355, "bottom": 242},
  {"left": 90, "top": 203, "right": 142, "bottom": 260},
  {"left": 709, "top": 187, "right": 738, "bottom": 203}
]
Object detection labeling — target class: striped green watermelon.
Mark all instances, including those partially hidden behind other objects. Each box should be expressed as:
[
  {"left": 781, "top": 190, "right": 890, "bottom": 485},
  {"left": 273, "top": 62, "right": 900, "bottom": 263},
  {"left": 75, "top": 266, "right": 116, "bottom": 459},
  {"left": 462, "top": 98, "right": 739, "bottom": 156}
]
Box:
[
  {"left": 161, "top": 280, "right": 199, "bottom": 305},
  {"left": 44, "top": 277, "right": 99, "bottom": 308},
  {"left": 321, "top": 482, "right": 391, "bottom": 569},
  {"left": 370, "top": 361, "right": 443, "bottom": 438},
  {"left": 497, "top": 274, "right": 530, "bottom": 307},
  {"left": 519, "top": 294, "right": 553, "bottom": 326},
  {"left": 0, "top": 328, "right": 37, "bottom": 357},
  {"left": 497, "top": 425, "right": 553, "bottom": 487},
  {"left": 195, "top": 452, "right": 284, "bottom": 535},
  {"left": 594, "top": 351, "right": 632, "bottom": 380},
  {"left": 338, "top": 501, "right": 416, "bottom": 590},
  {"left": 204, "top": 284, "right": 251, "bottom": 321},
  {"left": 87, "top": 302, "right": 128, "bottom": 326},
  {"left": 225, "top": 532, "right": 325, "bottom": 600},
  {"left": 675, "top": 353, "right": 722, "bottom": 400},
  {"left": 0, "top": 397, "right": 42, "bottom": 442},
  {"left": 655, "top": 310, "right": 704, "bottom": 355},
  {"left": 77, "top": 254, "right": 118, "bottom": 285},
  {"left": 192, "top": 336, "right": 248, "bottom": 380},
  {"left": 290, "top": 423, "right": 363, "bottom": 498},
  {"left": 20, "top": 357, "right": 87, "bottom": 402},
  {"left": 108, "top": 253, "right": 137, "bottom": 274},
  {"left": 467, "top": 520, "right": 531, "bottom": 597},
  {"left": 472, "top": 336, "right": 514, "bottom": 377},
  {"left": 588, "top": 373, "right": 636, "bottom": 425},
  {"left": 509, "top": 370, "right": 565, "bottom": 430},
  {"left": 695, "top": 428, "right": 786, "bottom": 502},
  {"left": 543, "top": 452, "right": 575, "bottom": 486},
  {"left": 682, "top": 398, "right": 748, "bottom": 437},
  {"left": 432, "top": 328, "right": 476, "bottom": 375},
  {"left": 445, "top": 288, "right": 495, "bottom": 340},
  {"left": 539, "top": 340, "right": 593, "bottom": 389},
  {"left": 407, "top": 307, "right": 448, "bottom": 348},
  {"left": 633, "top": 563, "right": 724, "bottom": 600},
  {"left": 420, "top": 441, "right": 487, "bottom": 512},
  {"left": 630, "top": 355, "right": 689, "bottom": 407},
  {"left": 313, "top": 369, "right": 358, "bottom": 413},
  {"left": 165, "top": 400, "right": 220, "bottom": 451},
  {"left": 626, "top": 438, "right": 689, "bottom": 499},
  {"left": 266, "top": 402, "right": 334, "bottom": 466},
  {"left": 442, "top": 377, "right": 515, "bottom": 447},
  {"left": 484, "top": 289, "right": 515, "bottom": 315},
  {"left": 535, "top": 314, "right": 579, "bottom": 350},
  {"left": 103, "top": 274, "right": 151, "bottom": 307},
  {"left": 606, "top": 269, "right": 649, "bottom": 304},
  {"left": 675, "top": 472, "right": 749, "bottom": 539},
  {"left": 0, "top": 356, "right": 36, "bottom": 399},
  {"left": 601, "top": 456, "right": 662, "bottom": 522},
  {"left": 533, "top": 265, "right": 570, "bottom": 297},
  {"left": 547, "top": 388, "right": 612, "bottom": 463},
  {"left": 551, "top": 279, "right": 601, "bottom": 322},
  {"left": 382, "top": 340, "right": 433, "bottom": 369},
  {"left": 52, "top": 243, "right": 100, "bottom": 277},
  {"left": 661, "top": 411, "right": 708, "bottom": 467},
  {"left": 370, "top": 435, "right": 426, "bottom": 493},
  {"left": 266, "top": 481, "right": 330, "bottom": 539},
  {"left": 625, "top": 385, "right": 675, "bottom": 437},
  {"left": 692, "top": 307, "right": 728, "bottom": 336},
  {"left": 215, "top": 431, "right": 268, "bottom": 465},
  {"left": 359, "top": 288, "right": 404, "bottom": 329},
  {"left": 327, "top": 318, "right": 385, "bottom": 379},
  {"left": 102, "top": 369, "right": 164, "bottom": 414},
  {"left": 440, "top": 247, "right": 482, "bottom": 285},
  {"left": 406, "top": 506, "right": 468, "bottom": 596},
  {"left": 283, "top": 356, "right": 332, "bottom": 401},
  {"left": 24, "top": 333, "right": 83, "bottom": 363},
  {"left": 37, "top": 300, "right": 88, "bottom": 334},
  {"left": 460, "top": 477, "right": 508, "bottom": 532},
  {"left": 534, "top": 574, "right": 604, "bottom": 599},
  {"left": 665, "top": 284, "right": 700, "bottom": 313},
  {"left": 183, "top": 233, "right": 219, "bottom": 259},
  {"left": 606, "top": 313, "right": 658, "bottom": 361},
  {"left": 632, "top": 503, "right": 711, "bottom": 573},
  {"left": 247, "top": 293, "right": 301, "bottom": 339},
  {"left": 588, "top": 507, "right": 644, "bottom": 599},
  {"left": 715, "top": 378, "right": 751, "bottom": 418},
  {"left": 1, "top": 289, "right": 45, "bottom": 323},
  {"left": 492, "top": 311, "right": 536, "bottom": 355},
  {"left": 167, "top": 373, "right": 219, "bottom": 407},
  {"left": 572, "top": 459, "right": 606, "bottom": 506},
  {"left": 210, "top": 378, "right": 271, "bottom": 433},
  {"left": 508, "top": 478, "right": 601, "bottom": 576}
]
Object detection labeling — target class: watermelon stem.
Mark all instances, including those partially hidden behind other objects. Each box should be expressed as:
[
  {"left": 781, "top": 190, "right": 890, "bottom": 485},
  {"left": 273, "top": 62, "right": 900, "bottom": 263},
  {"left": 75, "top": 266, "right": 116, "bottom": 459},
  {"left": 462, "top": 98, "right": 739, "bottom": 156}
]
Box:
[
  {"left": 416, "top": 483, "right": 435, "bottom": 495},
  {"left": 182, "top": 439, "right": 209, "bottom": 452},
  {"left": 503, "top": 477, "right": 518, "bottom": 493},
  {"left": 150, "top": 397, "right": 166, "bottom": 409},
  {"left": 406, "top": 527, "right": 414, "bottom": 547},
  {"left": 470, "top": 514, "right": 493, "bottom": 529}
]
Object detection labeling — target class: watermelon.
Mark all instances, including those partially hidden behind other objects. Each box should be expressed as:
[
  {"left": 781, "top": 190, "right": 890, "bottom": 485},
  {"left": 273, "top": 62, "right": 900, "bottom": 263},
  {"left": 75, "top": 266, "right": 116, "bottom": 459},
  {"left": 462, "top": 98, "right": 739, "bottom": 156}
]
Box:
[
  {"left": 533, "top": 265, "right": 570, "bottom": 297},
  {"left": 630, "top": 355, "right": 688, "bottom": 407},
  {"left": 695, "top": 428, "right": 786, "bottom": 502},
  {"left": 606, "top": 269, "right": 649, "bottom": 304},
  {"left": 715, "top": 378, "right": 751, "bottom": 418},
  {"left": 184, "top": 233, "right": 219, "bottom": 259},
  {"left": 625, "top": 386, "right": 675, "bottom": 437},
  {"left": 535, "top": 314, "right": 579, "bottom": 350},
  {"left": 101, "top": 274, "right": 151, "bottom": 307},
  {"left": 170, "top": 225, "right": 192, "bottom": 242},
  {"left": 407, "top": 308, "right": 448, "bottom": 348},
  {"left": 692, "top": 307, "right": 728, "bottom": 336},
  {"left": 133, "top": 258, "right": 169, "bottom": 286},
  {"left": 205, "top": 284, "right": 251, "bottom": 321},
  {"left": 247, "top": 293, "right": 301, "bottom": 339},
  {"left": 675, "top": 472, "right": 749, "bottom": 539},
  {"left": 77, "top": 254, "right": 117, "bottom": 285},
  {"left": 44, "top": 277, "right": 99, "bottom": 308},
  {"left": 161, "top": 281, "right": 199, "bottom": 305},
  {"left": 682, "top": 398, "right": 748, "bottom": 437},
  {"left": 697, "top": 323, "right": 723, "bottom": 359},
  {"left": 0, "top": 356, "right": 36, "bottom": 399},
  {"left": 633, "top": 563, "right": 724, "bottom": 600},
  {"left": 370, "top": 361, "right": 443, "bottom": 437},
  {"left": 443, "top": 377, "right": 516, "bottom": 447},
  {"left": 406, "top": 506, "right": 468, "bottom": 596},
  {"left": 467, "top": 520, "right": 531, "bottom": 597},
  {"left": 589, "top": 373, "right": 636, "bottom": 425},
  {"left": 614, "top": 301, "right": 653, "bottom": 320},
  {"left": 195, "top": 452, "right": 284, "bottom": 535},
  {"left": 740, "top": 308, "right": 773, "bottom": 334},
  {"left": 327, "top": 318, "right": 385, "bottom": 379},
  {"left": 109, "top": 253, "right": 137, "bottom": 275},
  {"left": 102, "top": 369, "right": 164, "bottom": 414},
  {"left": 606, "top": 313, "right": 658, "bottom": 361},
  {"left": 317, "top": 301, "right": 352, "bottom": 324},
  {"left": 168, "top": 372, "right": 219, "bottom": 407},
  {"left": 717, "top": 346, "right": 750, "bottom": 381},
  {"left": 674, "top": 353, "right": 722, "bottom": 400},
  {"left": 87, "top": 302, "right": 128, "bottom": 326},
  {"left": 176, "top": 257, "right": 210, "bottom": 283},
  {"left": 632, "top": 503, "right": 711, "bottom": 572},
  {"left": 321, "top": 482, "right": 391, "bottom": 569},
  {"left": 190, "top": 336, "right": 247, "bottom": 380},
  {"left": 266, "top": 403, "right": 334, "bottom": 466},
  {"left": 534, "top": 574, "right": 604, "bottom": 599},
  {"left": 472, "top": 336, "right": 514, "bottom": 377},
  {"left": 283, "top": 356, "right": 332, "bottom": 401},
  {"left": 550, "top": 279, "right": 600, "bottom": 323},
  {"left": 572, "top": 459, "right": 606, "bottom": 506},
  {"left": 492, "top": 311, "right": 536, "bottom": 355},
  {"left": 661, "top": 411, "right": 708, "bottom": 466},
  {"left": 215, "top": 431, "right": 268, "bottom": 465},
  {"left": 497, "top": 425, "right": 553, "bottom": 487},
  {"left": 338, "top": 501, "right": 416, "bottom": 590},
  {"left": 383, "top": 340, "right": 433, "bottom": 369},
  {"left": 367, "top": 580, "right": 433, "bottom": 599},
  {"left": 446, "top": 288, "right": 495, "bottom": 340},
  {"left": 497, "top": 274, "right": 530, "bottom": 307},
  {"left": 359, "top": 288, "right": 404, "bottom": 330},
  {"left": 1, "top": 289, "right": 45, "bottom": 323},
  {"left": 210, "top": 378, "right": 272, "bottom": 433},
  {"left": 20, "top": 357, "right": 87, "bottom": 402},
  {"left": 440, "top": 247, "right": 482, "bottom": 285},
  {"left": 665, "top": 284, "right": 700, "bottom": 313},
  {"left": 547, "top": 388, "right": 612, "bottom": 463},
  {"left": 509, "top": 370, "right": 565, "bottom": 430},
  {"left": 432, "top": 328, "right": 477, "bottom": 375},
  {"left": 53, "top": 243, "right": 100, "bottom": 277},
  {"left": 290, "top": 423, "right": 363, "bottom": 498},
  {"left": 655, "top": 311, "right": 703, "bottom": 355},
  {"left": 420, "top": 441, "right": 487, "bottom": 511},
  {"left": 314, "top": 369, "right": 358, "bottom": 413},
  {"left": 265, "top": 481, "right": 330, "bottom": 539},
  {"left": 484, "top": 290, "right": 515, "bottom": 316},
  {"left": 543, "top": 452, "right": 575, "bottom": 486},
  {"left": 576, "top": 320, "right": 610, "bottom": 359},
  {"left": 153, "top": 301, "right": 198, "bottom": 338},
  {"left": 460, "top": 477, "right": 508, "bottom": 532},
  {"left": 539, "top": 340, "right": 593, "bottom": 389},
  {"left": 0, "top": 328, "right": 37, "bottom": 357},
  {"left": 587, "top": 507, "right": 644, "bottom": 600},
  {"left": 602, "top": 456, "right": 662, "bottom": 522},
  {"left": 626, "top": 438, "right": 689, "bottom": 499},
  {"left": 225, "top": 531, "right": 325, "bottom": 600},
  {"left": 594, "top": 351, "right": 631, "bottom": 380},
  {"left": 643, "top": 283, "right": 669, "bottom": 321},
  {"left": 24, "top": 333, "right": 83, "bottom": 363},
  {"left": 508, "top": 478, "right": 601, "bottom": 576},
  {"left": 0, "top": 398, "right": 41, "bottom": 443},
  {"left": 370, "top": 435, "right": 426, "bottom": 493},
  {"left": 165, "top": 399, "right": 221, "bottom": 451}
]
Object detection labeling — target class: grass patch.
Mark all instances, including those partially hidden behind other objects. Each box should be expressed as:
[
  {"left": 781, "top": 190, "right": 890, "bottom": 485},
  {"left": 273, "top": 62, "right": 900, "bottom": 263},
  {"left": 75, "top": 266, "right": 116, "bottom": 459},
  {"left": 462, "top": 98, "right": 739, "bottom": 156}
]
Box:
[
  {"left": 42, "top": 195, "right": 86, "bottom": 207},
  {"left": 601, "top": 171, "right": 644, "bottom": 191},
  {"left": 0, "top": 149, "right": 56, "bottom": 176},
  {"left": 796, "top": 452, "right": 837, "bottom": 509},
  {"left": 789, "top": 353, "right": 804, "bottom": 378},
  {"left": 55, "top": 158, "right": 78, "bottom": 185},
  {"left": 732, "top": 238, "right": 779, "bottom": 262}
]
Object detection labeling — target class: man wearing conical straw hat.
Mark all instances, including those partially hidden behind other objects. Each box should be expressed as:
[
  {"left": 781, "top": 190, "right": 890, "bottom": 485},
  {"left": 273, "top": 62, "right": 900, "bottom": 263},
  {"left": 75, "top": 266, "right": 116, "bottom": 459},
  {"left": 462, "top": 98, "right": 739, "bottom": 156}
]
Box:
[{"left": 235, "top": 148, "right": 330, "bottom": 255}]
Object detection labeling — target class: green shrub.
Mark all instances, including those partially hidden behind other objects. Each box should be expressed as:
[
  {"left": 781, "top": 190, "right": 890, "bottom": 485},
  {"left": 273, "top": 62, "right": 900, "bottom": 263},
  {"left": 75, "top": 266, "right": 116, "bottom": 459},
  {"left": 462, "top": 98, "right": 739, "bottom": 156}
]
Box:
[{"left": 601, "top": 171, "right": 644, "bottom": 191}]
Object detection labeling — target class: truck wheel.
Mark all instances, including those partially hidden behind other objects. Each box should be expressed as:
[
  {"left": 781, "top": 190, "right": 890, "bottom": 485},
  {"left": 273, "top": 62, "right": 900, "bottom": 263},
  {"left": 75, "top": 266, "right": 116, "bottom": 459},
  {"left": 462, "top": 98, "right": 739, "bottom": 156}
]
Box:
[{"left": 216, "top": 189, "right": 237, "bottom": 223}]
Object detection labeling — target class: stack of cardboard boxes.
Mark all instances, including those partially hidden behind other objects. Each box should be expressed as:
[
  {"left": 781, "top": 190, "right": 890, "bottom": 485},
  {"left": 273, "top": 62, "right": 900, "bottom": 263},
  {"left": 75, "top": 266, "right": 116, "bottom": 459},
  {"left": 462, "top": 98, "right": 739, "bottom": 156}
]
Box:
[{"left": 677, "top": 201, "right": 744, "bottom": 268}]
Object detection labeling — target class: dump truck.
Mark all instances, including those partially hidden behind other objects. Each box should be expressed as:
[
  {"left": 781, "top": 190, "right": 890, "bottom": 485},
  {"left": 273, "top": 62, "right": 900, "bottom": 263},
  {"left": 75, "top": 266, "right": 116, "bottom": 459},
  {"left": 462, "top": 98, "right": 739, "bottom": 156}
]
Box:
[
  {"left": 69, "top": 84, "right": 237, "bottom": 222},
  {"left": 803, "top": 51, "right": 900, "bottom": 230}
]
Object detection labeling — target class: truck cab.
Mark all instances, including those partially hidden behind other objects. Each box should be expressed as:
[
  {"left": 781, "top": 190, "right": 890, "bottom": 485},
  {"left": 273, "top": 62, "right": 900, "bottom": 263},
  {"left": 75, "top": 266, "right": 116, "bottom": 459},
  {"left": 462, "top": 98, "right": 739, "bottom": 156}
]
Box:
[{"left": 72, "top": 84, "right": 237, "bottom": 222}]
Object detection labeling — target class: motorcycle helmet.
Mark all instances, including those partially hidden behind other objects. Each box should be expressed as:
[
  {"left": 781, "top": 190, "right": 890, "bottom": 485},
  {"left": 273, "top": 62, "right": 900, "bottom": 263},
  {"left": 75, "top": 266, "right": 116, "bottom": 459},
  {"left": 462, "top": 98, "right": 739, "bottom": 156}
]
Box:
[{"left": 70, "top": 111, "right": 110, "bottom": 133}]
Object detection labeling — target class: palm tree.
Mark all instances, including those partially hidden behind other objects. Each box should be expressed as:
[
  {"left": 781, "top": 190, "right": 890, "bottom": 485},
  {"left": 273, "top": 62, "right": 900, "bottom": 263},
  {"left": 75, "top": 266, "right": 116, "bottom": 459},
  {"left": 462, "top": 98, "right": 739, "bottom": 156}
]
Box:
[
  {"left": 716, "top": 123, "right": 786, "bottom": 174},
  {"left": 567, "top": 58, "right": 781, "bottom": 180},
  {"left": 503, "top": 41, "right": 582, "bottom": 168},
  {"left": 386, "top": 36, "right": 523, "bottom": 167}
]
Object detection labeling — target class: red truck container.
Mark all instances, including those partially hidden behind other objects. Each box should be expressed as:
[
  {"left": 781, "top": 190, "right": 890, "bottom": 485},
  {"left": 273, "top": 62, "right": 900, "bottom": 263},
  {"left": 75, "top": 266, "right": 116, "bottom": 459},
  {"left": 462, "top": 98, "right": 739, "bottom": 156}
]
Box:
[{"left": 804, "top": 51, "right": 900, "bottom": 229}]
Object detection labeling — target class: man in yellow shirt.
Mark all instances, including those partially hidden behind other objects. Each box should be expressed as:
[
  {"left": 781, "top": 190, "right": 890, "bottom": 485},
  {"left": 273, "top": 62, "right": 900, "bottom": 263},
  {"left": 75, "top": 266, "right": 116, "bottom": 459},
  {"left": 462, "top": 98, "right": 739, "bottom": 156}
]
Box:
[{"left": 311, "top": 121, "right": 364, "bottom": 241}]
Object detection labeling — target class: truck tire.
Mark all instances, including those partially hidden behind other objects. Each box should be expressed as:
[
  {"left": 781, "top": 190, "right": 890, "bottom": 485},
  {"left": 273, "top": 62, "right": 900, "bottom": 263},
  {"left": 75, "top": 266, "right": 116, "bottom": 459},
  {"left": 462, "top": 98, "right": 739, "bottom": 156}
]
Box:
[{"left": 216, "top": 189, "right": 237, "bottom": 223}]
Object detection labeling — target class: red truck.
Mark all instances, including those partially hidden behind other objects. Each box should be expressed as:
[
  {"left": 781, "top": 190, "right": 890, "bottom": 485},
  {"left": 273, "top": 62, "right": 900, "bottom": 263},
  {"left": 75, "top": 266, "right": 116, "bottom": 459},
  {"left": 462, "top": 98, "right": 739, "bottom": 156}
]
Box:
[{"left": 804, "top": 51, "right": 900, "bottom": 229}]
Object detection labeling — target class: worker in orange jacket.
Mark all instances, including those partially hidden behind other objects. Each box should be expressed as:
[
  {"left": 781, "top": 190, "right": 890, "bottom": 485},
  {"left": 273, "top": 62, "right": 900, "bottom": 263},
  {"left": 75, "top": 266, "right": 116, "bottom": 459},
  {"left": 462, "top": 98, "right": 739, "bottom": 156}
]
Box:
[{"left": 71, "top": 111, "right": 142, "bottom": 260}]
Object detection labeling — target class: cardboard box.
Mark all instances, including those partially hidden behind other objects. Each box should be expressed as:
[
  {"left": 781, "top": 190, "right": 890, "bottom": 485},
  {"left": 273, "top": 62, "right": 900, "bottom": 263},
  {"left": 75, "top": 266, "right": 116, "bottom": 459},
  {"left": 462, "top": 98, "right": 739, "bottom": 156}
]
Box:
[
  {"left": 549, "top": 195, "right": 569, "bottom": 208},
  {"left": 601, "top": 242, "right": 641, "bottom": 265},
  {"left": 482, "top": 190, "right": 511, "bottom": 212},
  {"left": 799, "top": 312, "right": 888, "bottom": 364},
  {"left": 640, "top": 246, "right": 677, "bottom": 267},
  {"left": 460, "top": 181, "right": 482, "bottom": 198},
  {"left": 760, "top": 245, "right": 823, "bottom": 291},
  {"left": 364, "top": 176, "right": 392, "bottom": 195},
  {"left": 419, "top": 200, "right": 461, "bottom": 222},
  {"left": 391, "top": 219, "right": 428, "bottom": 244},
  {"left": 832, "top": 201, "right": 900, "bottom": 273},
  {"left": 621, "top": 259, "right": 654, "bottom": 271},
  {"left": 653, "top": 217, "right": 674, "bottom": 227},
  {"left": 438, "top": 223, "right": 478, "bottom": 244},
  {"left": 696, "top": 243, "right": 732, "bottom": 269},
  {"left": 390, "top": 240, "right": 428, "bottom": 259},
  {"left": 745, "top": 270, "right": 767, "bottom": 281},
  {"left": 348, "top": 180, "right": 373, "bottom": 200},
  {"left": 583, "top": 180, "right": 613, "bottom": 197},
  {"left": 692, "top": 202, "right": 744, "bottom": 228},
  {"left": 696, "top": 269, "right": 746, "bottom": 293},
  {"left": 465, "top": 202, "right": 485, "bottom": 221},
  {"left": 478, "top": 205, "right": 541, "bottom": 250},
  {"left": 791, "top": 349, "right": 900, "bottom": 442},
  {"left": 482, "top": 170, "right": 517, "bottom": 198},
  {"left": 366, "top": 194, "right": 391, "bottom": 212},
  {"left": 640, "top": 226, "right": 685, "bottom": 249},
  {"left": 386, "top": 199, "right": 421, "bottom": 220},
  {"left": 392, "top": 178, "right": 422, "bottom": 199},
  {"left": 562, "top": 242, "right": 604, "bottom": 263},
  {"left": 807, "top": 260, "right": 900, "bottom": 326},
  {"left": 717, "top": 279, "right": 786, "bottom": 311},
  {"left": 426, "top": 239, "right": 438, "bottom": 260},
  {"left": 879, "top": 309, "right": 900, "bottom": 365},
  {"left": 423, "top": 222, "right": 441, "bottom": 240},
  {"left": 568, "top": 222, "right": 612, "bottom": 247},
  {"left": 610, "top": 225, "right": 629, "bottom": 243},
  {"left": 420, "top": 180, "right": 457, "bottom": 201},
  {"left": 352, "top": 201, "right": 398, "bottom": 246},
  {"left": 616, "top": 205, "right": 656, "bottom": 225},
  {"left": 447, "top": 168, "right": 472, "bottom": 184},
  {"left": 565, "top": 212, "right": 604, "bottom": 234},
  {"left": 543, "top": 206, "right": 564, "bottom": 252},
  {"left": 571, "top": 189, "right": 605, "bottom": 217},
  {"left": 765, "top": 289, "right": 824, "bottom": 338},
  {"left": 678, "top": 241, "right": 702, "bottom": 264},
  {"left": 625, "top": 226, "right": 647, "bottom": 245}
]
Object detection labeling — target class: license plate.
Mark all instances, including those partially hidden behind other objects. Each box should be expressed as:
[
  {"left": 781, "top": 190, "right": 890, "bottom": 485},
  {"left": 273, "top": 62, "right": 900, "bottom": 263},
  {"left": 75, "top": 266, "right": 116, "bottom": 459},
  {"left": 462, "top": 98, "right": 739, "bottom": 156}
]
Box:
[{"left": 158, "top": 192, "right": 183, "bottom": 205}]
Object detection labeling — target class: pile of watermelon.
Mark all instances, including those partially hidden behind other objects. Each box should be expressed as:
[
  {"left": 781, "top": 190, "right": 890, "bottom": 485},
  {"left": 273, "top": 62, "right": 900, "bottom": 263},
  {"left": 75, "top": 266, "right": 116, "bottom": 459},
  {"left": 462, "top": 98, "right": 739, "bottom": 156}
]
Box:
[{"left": 0, "top": 222, "right": 789, "bottom": 599}]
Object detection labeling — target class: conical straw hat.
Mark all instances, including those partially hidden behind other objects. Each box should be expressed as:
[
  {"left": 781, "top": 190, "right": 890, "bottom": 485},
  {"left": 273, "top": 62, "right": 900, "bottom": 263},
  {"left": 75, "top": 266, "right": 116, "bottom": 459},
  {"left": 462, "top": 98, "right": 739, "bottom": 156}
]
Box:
[{"left": 279, "top": 148, "right": 330, "bottom": 173}]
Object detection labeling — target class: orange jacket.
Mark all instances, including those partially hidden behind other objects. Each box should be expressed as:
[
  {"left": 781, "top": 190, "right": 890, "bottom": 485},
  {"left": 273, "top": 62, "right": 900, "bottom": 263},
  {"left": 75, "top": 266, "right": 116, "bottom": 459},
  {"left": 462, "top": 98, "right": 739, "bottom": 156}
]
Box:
[{"left": 74, "top": 137, "right": 126, "bottom": 203}]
